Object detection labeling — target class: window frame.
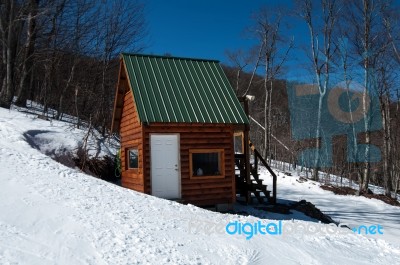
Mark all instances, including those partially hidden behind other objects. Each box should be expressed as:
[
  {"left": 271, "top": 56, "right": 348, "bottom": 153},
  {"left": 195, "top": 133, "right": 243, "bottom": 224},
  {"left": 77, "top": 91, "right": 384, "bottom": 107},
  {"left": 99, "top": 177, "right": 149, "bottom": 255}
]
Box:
[
  {"left": 189, "top": 149, "right": 225, "bottom": 179},
  {"left": 126, "top": 147, "right": 139, "bottom": 170},
  {"left": 234, "top": 132, "right": 244, "bottom": 154}
]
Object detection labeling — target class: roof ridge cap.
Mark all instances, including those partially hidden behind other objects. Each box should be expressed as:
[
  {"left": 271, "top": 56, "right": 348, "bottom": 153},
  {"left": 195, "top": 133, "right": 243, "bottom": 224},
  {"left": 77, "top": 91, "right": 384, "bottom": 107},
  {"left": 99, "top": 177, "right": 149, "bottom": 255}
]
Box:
[{"left": 121, "top": 53, "right": 220, "bottom": 63}]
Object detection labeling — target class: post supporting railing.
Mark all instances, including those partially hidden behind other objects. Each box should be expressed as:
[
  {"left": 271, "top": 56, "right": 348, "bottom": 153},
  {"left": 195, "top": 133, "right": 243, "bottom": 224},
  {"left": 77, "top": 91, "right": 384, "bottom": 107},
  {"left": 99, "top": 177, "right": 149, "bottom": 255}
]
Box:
[{"left": 249, "top": 141, "right": 277, "bottom": 204}]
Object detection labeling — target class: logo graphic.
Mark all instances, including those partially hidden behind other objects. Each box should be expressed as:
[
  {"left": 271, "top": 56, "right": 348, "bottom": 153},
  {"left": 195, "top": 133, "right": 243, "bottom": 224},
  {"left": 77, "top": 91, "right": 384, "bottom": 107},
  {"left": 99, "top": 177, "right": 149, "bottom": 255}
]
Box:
[
  {"left": 186, "top": 217, "right": 384, "bottom": 240},
  {"left": 287, "top": 76, "right": 382, "bottom": 167}
]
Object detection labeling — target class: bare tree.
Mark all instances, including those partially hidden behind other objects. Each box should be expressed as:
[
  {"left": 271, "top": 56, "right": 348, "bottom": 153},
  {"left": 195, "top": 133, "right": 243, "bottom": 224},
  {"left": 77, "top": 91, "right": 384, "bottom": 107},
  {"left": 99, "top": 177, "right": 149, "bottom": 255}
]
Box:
[
  {"left": 250, "top": 7, "right": 293, "bottom": 160},
  {"left": 55, "top": 0, "right": 97, "bottom": 120},
  {"left": 225, "top": 49, "right": 251, "bottom": 95},
  {"left": 377, "top": 60, "right": 395, "bottom": 196},
  {"left": 15, "top": 0, "right": 40, "bottom": 107},
  {"left": 297, "top": 0, "right": 340, "bottom": 180},
  {"left": 0, "top": 0, "right": 26, "bottom": 108},
  {"left": 381, "top": 2, "right": 400, "bottom": 197},
  {"left": 393, "top": 92, "right": 400, "bottom": 197},
  {"left": 345, "top": 0, "right": 389, "bottom": 193},
  {"left": 0, "top": 0, "right": 147, "bottom": 148},
  {"left": 335, "top": 36, "right": 366, "bottom": 188},
  {"left": 93, "top": 0, "right": 147, "bottom": 135}
]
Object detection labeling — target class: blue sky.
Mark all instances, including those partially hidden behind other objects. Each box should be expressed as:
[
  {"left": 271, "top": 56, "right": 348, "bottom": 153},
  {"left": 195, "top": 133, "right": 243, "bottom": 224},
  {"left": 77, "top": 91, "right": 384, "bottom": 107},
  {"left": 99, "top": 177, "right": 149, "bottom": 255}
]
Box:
[{"left": 143, "top": 0, "right": 307, "bottom": 78}]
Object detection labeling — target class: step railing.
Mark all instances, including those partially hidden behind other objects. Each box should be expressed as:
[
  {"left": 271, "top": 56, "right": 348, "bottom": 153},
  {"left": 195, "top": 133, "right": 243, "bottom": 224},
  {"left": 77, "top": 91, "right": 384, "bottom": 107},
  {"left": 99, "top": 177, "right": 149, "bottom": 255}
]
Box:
[{"left": 249, "top": 141, "right": 277, "bottom": 204}]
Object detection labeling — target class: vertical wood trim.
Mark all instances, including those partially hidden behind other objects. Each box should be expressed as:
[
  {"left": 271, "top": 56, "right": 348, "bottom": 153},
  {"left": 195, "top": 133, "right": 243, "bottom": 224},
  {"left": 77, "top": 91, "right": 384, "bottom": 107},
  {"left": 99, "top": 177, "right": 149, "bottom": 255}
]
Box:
[
  {"left": 142, "top": 123, "right": 147, "bottom": 193},
  {"left": 230, "top": 128, "right": 236, "bottom": 203},
  {"left": 111, "top": 59, "right": 124, "bottom": 132}
]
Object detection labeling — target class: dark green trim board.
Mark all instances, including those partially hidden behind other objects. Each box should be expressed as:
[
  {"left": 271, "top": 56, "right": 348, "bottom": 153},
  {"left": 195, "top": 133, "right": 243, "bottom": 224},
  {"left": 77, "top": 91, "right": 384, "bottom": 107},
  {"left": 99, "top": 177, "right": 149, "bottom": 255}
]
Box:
[{"left": 121, "top": 53, "right": 249, "bottom": 124}]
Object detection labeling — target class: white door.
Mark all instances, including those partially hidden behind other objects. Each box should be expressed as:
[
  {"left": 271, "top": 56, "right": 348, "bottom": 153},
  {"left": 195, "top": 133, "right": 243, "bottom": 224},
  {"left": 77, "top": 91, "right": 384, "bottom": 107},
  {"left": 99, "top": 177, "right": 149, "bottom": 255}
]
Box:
[{"left": 150, "top": 134, "right": 180, "bottom": 199}]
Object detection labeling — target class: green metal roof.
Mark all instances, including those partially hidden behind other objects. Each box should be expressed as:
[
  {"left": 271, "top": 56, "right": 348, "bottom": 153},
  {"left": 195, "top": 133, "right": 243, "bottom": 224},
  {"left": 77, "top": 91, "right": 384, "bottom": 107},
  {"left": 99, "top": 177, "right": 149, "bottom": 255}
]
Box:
[{"left": 122, "top": 53, "right": 249, "bottom": 124}]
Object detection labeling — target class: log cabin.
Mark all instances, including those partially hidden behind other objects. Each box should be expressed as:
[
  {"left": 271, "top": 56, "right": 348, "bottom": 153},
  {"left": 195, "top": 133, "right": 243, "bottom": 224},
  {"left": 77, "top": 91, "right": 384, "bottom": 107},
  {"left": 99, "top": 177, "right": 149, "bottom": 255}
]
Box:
[{"left": 111, "top": 53, "right": 250, "bottom": 206}]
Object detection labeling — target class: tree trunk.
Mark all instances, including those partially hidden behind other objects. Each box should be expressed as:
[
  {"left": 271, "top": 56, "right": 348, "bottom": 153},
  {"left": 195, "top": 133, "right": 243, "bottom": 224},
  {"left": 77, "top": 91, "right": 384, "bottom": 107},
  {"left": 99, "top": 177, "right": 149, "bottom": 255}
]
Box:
[
  {"left": 360, "top": 0, "right": 371, "bottom": 194},
  {"left": 312, "top": 94, "right": 324, "bottom": 181},
  {"left": 15, "top": 0, "right": 39, "bottom": 107},
  {"left": 264, "top": 91, "right": 268, "bottom": 159},
  {"left": 381, "top": 94, "right": 392, "bottom": 196},
  {"left": 75, "top": 86, "right": 80, "bottom": 129},
  {"left": 56, "top": 62, "right": 76, "bottom": 120},
  {"left": 267, "top": 79, "right": 273, "bottom": 160},
  {"left": 0, "top": 0, "right": 20, "bottom": 109},
  {"left": 0, "top": 0, "right": 9, "bottom": 96},
  {"left": 263, "top": 55, "right": 270, "bottom": 160}
]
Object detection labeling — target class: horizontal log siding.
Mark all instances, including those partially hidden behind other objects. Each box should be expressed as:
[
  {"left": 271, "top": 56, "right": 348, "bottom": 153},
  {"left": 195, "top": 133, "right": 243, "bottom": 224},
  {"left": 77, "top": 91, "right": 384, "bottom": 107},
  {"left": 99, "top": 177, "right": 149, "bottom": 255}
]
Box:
[
  {"left": 120, "top": 88, "right": 145, "bottom": 192},
  {"left": 144, "top": 123, "right": 235, "bottom": 205}
]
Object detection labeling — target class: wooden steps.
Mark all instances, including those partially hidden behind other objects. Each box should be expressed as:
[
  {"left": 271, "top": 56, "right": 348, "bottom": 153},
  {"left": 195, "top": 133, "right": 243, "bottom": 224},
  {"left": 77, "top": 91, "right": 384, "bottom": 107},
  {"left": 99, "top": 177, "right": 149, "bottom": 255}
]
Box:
[{"left": 235, "top": 144, "right": 276, "bottom": 204}]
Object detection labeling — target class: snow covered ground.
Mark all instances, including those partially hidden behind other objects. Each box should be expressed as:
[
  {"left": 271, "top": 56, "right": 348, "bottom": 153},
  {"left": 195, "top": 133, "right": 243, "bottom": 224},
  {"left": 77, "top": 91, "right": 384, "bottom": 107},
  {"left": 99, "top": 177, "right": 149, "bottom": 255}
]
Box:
[
  {"left": 260, "top": 167, "right": 400, "bottom": 248},
  {"left": 1, "top": 107, "right": 400, "bottom": 265}
]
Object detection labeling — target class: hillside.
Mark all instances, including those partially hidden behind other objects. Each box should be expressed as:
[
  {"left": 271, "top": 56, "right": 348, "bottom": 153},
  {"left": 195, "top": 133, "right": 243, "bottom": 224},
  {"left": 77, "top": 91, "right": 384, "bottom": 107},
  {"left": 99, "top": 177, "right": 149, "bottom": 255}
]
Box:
[{"left": 1, "top": 107, "right": 400, "bottom": 265}]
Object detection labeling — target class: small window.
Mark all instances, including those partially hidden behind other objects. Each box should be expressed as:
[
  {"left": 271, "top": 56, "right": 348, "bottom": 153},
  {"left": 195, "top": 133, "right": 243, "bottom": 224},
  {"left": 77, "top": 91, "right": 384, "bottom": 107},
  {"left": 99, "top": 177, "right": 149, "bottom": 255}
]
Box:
[
  {"left": 127, "top": 148, "right": 138, "bottom": 169},
  {"left": 189, "top": 149, "right": 224, "bottom": 179},
  {"left": 234, "top": 132, "right": 244, "bottom": 154}
]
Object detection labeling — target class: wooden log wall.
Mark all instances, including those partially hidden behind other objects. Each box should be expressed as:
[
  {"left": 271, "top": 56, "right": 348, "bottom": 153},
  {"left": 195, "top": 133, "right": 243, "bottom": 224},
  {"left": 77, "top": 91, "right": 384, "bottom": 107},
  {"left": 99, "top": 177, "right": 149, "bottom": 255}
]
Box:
[
  {"left": 143, "top": 123, "right": 236, "bottom": 206},
  {"left": 119, "top": 84, "right": 145, "bottom": 192}
]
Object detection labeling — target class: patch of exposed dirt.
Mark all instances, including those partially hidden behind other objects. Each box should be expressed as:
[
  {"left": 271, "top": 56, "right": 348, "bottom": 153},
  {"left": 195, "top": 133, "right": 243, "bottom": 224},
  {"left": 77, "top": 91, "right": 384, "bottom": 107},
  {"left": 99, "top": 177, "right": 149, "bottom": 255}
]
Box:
[
  {"left": 290, "top": 200, "right": 336, "bottom": 224},
  {"left": 363, "top": 193, "right": 400, "bottom": 206},
  {"left": 321, "top": 185, "right": 400, "bottom": 207},
  {"left": 73, "top": 148, "right": 119, "bottom": 182},
  {"left": 233, "top": 200, "right": 336, "bottom": 224},
  {"left": 320, "top": 185, "right": 358, "bottom": 195}
]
